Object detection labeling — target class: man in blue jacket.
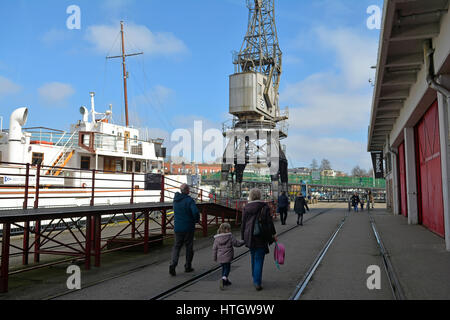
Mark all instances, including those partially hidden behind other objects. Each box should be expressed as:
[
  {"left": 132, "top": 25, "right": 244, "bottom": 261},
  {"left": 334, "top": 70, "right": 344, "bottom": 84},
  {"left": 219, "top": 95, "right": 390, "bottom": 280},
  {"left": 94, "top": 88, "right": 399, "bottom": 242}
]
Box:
[
  {"left": 277, "top": 191, "right": 290, "bottom": 225},
  {"left": 169, "top": 184, "right": 200, "bottom": 276}
]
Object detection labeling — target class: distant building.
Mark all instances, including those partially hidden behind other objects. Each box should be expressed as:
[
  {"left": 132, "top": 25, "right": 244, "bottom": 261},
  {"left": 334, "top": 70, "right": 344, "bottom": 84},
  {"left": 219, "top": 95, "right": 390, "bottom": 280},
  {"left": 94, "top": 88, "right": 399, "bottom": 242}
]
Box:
[
  {"left": 335, "top": 171, "right": 347, "bottom": 177},
  {"left": 164, "top": 162, "right": 222, "bottom": 175},
  {"left": 321, "top": 170, "right": 337, "bottom": 177},
  {"left": 288, "top": 167, "right": 311, "bottom": 176},
  {"left": 245, "top": 164, "right": 271, "bottom": 175}
]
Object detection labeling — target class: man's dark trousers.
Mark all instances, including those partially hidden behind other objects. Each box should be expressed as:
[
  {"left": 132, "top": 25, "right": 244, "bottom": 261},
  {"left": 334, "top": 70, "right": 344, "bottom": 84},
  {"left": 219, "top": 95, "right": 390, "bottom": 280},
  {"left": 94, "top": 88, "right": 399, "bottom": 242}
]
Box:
[
  {"left": 171, "top": 232, "right": 195, "bottom": 269},
  {"left": 279, "top": 207, "right": 288, "bottom": 224}
]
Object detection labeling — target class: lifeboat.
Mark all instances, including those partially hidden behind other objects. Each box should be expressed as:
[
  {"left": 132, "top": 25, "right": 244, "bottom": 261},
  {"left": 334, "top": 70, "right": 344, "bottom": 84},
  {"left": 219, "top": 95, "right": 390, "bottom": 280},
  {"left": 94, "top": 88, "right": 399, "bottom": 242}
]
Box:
[{"left": 30, "top": 141, "right": 54, "bottom": 145}]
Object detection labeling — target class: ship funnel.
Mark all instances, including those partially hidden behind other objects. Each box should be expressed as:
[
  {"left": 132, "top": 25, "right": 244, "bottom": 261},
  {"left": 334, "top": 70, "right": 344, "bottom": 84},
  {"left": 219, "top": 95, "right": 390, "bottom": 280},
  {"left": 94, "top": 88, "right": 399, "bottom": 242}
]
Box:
[
  {"left": 80, "top": 106, "right": 89, "bottom": 122},
  {"left": 9, "top": 107, "right": 28, "bottom": 141},
  {"left": 8, "top": 107, "right": 28, "bottom": 163}
]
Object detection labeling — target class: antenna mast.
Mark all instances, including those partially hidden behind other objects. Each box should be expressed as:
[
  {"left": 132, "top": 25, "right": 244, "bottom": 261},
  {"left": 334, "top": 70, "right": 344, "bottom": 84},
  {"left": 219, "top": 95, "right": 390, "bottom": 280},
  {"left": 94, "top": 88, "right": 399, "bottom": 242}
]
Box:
[{"left": 107, "top": 21, "right": 143, "bottom": 127}]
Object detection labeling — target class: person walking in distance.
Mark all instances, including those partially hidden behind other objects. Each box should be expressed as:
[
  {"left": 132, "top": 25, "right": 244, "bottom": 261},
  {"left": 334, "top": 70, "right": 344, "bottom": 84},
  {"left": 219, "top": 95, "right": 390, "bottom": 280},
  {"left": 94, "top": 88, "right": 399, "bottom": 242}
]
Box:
[
  {"left": 294, "top": 193, "right": 309, "bottom": 226},
  {"left": 213, "top": 223, "right": 245, "bottom": 290},
  {"left": 277, "top": 191, "right": 290, "bottom": 225},
  {"left": 169, "top": 184, "right": 200, "bottom": 276},
  {"left": 241, "top": 188, "right": 277, "bottom": 291},
  {"left": 351, "top": 192, "right": 360, "bottom": 212},
  {"left": 369, "top": 190, "right": 374, "bottom": 209}
]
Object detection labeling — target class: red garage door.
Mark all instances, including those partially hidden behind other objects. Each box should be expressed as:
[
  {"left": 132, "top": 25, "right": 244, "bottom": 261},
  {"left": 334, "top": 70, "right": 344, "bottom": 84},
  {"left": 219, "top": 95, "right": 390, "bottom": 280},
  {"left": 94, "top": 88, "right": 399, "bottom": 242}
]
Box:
[
  {"left": 398, "top": 142, "right": 407, "bottom": 217},
  {"left": 416, "top": 101, "right": 445, "bottom": 237}
]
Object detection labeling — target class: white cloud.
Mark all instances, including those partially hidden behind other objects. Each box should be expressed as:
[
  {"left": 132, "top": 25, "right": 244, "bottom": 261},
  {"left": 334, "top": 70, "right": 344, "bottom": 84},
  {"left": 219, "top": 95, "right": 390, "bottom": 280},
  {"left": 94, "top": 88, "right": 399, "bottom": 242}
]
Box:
[
  {"left": 0, "top": 76, "right": 21, "bottom": 96},
  {"left": 283, "top": 54, "right": 303, "bottom": 65},
  {"left": 38, "top": 82, "right": 75, "bottom": 104},
  {"left": 316, "top": 27, "right": 378, "bottom": 89},
  {"left": 282, "top": 72, "right": 372, "bottom": 133},
  {"left": 285, "top": 134, "right": 372, "bottom": 174},
  {"left": 280, "top": 27, "right": 377, "bottom": 172},
  {"left": 85, "top": 22, "right": 188, "bottom": 56},
  {"left": 132, "top": 85, "right": 175, "bottom": 109},
  {"left": 0, "top": 76, "right": 21, "bottom": 97},
  {"left": 41, "top": 29, "right": 70, "bottom": 45},
  {"left": 150, "top": 85, "right": 175, "bottom": 105}
]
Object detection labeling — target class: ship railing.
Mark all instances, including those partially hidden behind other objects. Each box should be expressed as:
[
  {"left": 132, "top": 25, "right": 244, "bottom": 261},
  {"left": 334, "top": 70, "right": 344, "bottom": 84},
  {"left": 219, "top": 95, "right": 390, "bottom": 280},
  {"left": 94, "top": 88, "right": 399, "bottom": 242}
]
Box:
[
  {"left": 0, "top": 161, "right": 256, "bottom": 214},
  {"left": 0, "top": 162, "right": 253, "bottom": 293},
  {"left": 28, "top": 130, "right": 77, "bottom": 147},
  {"left": 46, "top": 131, "right": 79, "bottom": 171},
  {"left": 93, "top": 133, "right": 146, "bottom": 155}
]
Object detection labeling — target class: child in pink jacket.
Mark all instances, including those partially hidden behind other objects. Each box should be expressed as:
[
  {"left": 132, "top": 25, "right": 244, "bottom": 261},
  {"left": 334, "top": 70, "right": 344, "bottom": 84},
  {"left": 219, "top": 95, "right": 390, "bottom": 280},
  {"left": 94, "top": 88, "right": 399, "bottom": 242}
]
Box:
[{"left": 213, "top": 223, "right": 245, "bottom": 290}]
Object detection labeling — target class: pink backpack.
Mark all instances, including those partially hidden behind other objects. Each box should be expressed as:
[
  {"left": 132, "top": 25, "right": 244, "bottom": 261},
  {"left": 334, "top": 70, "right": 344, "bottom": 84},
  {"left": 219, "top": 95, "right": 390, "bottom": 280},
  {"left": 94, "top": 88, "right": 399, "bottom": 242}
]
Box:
[{"left": 274, "top": 242, "right": 285, "bottom": 269}]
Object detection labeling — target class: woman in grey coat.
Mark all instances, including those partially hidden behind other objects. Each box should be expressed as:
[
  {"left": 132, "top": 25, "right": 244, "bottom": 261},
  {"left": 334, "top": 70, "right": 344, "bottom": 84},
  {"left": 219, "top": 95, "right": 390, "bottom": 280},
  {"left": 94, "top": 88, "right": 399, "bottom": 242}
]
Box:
[
  {"left": 241, "top": 188, "right": 277, "bottom": 291},
  {"left": 294, "top": 193, "right": 310, "bottom": 226}
]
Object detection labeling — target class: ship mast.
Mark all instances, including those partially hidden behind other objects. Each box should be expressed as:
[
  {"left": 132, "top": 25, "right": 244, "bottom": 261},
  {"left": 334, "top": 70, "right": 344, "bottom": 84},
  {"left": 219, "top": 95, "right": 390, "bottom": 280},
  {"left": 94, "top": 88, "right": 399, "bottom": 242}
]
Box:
[{"left": 107, "top": 21, "right": 143, "bottom": 127}]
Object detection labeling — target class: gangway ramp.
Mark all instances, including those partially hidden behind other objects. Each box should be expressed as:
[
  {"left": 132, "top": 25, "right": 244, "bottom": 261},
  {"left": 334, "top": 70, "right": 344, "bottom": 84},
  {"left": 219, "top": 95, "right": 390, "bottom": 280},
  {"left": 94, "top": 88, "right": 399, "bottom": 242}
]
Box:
[{"left": 0, "top": 200, "right": 248, "bottom": 293}]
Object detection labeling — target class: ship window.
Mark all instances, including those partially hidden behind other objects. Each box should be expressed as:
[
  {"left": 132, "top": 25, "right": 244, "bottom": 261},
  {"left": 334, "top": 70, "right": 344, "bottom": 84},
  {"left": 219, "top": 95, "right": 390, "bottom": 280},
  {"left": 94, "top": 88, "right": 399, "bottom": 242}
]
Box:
[
  {"left": 135, "top": 161, "right": 141, "bottom": 173},
  {"left": 126, "top": 160, "right": 133, "bottom": 173},
  {"left": 32, "top": 153, "right": 44, "bottom": 166},
  {"left": 115, "top": 159, "right": 123, "bottom": 172},
  {"left": 81, "top": 156, "right": 90, "bottom": 170},
  {"left": 143, "top": 161, "right": 148, "bottom": 173}
]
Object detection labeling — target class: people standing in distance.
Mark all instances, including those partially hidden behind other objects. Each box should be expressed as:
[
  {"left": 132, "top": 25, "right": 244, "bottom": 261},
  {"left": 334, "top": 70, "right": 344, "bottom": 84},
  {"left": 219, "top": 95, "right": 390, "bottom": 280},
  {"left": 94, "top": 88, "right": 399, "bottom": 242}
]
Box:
[
  {"left": 369, "top": 190, "right": 375, "bottom": 209},
  {"left": 351, "top": 192, "right": 360, "bottom": 212},
  {"left": 294, "top": 193, "right": 309, "bottom": 226},
  {"left": 169, "top": 184, "right": 200, "bottom": 276},
  {"left": 277, "top": 191, "right": 290, "bottom": 225},
  {"left": 241, "top": 188, "right": 277, "bottom": 291}
]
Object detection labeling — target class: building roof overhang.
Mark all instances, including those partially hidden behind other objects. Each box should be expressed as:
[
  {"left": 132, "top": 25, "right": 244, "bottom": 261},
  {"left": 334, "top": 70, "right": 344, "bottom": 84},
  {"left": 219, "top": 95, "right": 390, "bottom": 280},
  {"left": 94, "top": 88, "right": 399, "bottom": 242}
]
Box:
[{"left": 368, "top": 0, "right": 449, "bottom": 152}]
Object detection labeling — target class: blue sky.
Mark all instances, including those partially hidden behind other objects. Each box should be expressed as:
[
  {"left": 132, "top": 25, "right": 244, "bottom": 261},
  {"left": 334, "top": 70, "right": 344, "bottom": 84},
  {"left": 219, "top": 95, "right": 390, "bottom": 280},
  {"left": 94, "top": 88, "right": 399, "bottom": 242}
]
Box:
[{"left": 0, "top": 0, "right": 383, "bottom": 173}]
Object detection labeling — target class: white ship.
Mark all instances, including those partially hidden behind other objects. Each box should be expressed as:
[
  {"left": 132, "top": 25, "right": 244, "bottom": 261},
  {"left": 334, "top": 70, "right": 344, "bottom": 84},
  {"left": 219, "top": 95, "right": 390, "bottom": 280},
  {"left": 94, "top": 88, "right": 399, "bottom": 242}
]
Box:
[{"left": 0, "top": 22, "right": 189, "bottom": 210}]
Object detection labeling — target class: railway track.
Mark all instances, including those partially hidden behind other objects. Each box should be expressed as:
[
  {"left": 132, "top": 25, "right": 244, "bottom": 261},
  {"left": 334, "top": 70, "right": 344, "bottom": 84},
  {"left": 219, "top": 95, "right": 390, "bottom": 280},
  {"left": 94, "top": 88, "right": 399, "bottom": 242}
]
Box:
[
  {"left": 45, "top": 205, "right": 335, "bottom": 300},
  {"left": 150, "top": 206, "right": 336, "bottom": 300},
  {"left": 289, "top": 211, "right": 405, "bottom": 300},
  {"left": 46, "top": 204, "right": 404, "bottom": 301}
]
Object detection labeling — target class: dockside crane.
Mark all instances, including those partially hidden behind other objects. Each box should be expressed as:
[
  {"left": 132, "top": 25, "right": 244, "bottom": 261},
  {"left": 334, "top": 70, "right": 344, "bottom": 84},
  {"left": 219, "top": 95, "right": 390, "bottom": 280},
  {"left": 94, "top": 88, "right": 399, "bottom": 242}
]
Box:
[{"left": 221, "top": 0, "right": 289, "bottom": 199}]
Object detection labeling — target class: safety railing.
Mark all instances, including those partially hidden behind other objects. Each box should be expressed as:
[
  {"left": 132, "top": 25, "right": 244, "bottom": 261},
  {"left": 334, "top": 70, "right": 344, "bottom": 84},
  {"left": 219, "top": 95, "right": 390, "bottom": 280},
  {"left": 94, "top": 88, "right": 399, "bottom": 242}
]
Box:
[
  {"left": 0, "top": 161, "right": 259, "bottom": 293},
  {"left": 201, "top": 172, "right": 386, "bottom": 189},
  {"left": 0, "top": 161, "right": 162, "bottom": 210}
]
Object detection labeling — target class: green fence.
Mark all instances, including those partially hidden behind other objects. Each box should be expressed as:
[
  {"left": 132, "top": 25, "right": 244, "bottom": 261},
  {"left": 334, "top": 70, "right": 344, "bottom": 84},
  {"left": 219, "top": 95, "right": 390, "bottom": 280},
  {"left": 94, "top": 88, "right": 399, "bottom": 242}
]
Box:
[{"left": 202, "top": 173, "right": 385, "bottom": 189}]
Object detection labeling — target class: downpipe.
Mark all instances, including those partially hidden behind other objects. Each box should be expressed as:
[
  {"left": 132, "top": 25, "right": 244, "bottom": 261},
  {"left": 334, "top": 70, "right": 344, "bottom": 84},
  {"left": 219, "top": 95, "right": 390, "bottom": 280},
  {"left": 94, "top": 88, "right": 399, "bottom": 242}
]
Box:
[
  {"left": 424, "top": 39, "right": 450, "bottom": 251},
  {"left": 423, "top": 40, "right": 450, "bottom": 100}
]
